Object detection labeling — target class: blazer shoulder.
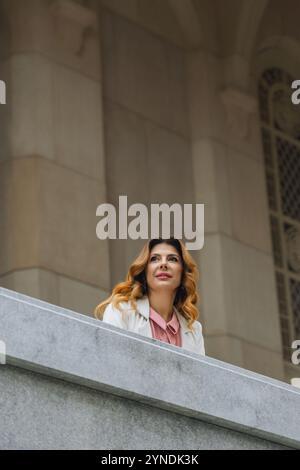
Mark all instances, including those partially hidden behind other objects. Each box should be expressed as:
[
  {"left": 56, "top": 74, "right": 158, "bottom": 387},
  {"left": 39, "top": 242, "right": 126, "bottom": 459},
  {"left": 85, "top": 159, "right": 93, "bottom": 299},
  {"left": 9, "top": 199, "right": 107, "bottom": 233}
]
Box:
[
  {"left": 194, "top": 319, "right": 203, "bottom": 333},
  {"left": 186, "top": 320, "right": 205, "bottom": 356},
  {"left": 193, "top": 319, "right": 205, "bottom": 355},
  {"left": 102, "top": 300, "right": 136, "bottom": 329}
]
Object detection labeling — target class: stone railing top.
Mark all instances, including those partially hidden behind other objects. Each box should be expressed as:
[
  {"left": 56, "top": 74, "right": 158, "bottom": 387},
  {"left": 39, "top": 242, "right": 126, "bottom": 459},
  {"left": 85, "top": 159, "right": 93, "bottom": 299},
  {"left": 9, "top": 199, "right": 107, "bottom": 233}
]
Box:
[{"left": 0, "top": 287, "right": 300, "bottom": 449}]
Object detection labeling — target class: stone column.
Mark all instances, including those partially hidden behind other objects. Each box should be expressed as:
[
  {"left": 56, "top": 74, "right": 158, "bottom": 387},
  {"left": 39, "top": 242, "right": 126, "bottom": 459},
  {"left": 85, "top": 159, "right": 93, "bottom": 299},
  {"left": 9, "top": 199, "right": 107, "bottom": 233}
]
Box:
[
  {"left": 0, "top": 0, "right": 110, "bottom": 315},
  {"left": 186, "top": 50, "right": 285, "bottom": 380}
]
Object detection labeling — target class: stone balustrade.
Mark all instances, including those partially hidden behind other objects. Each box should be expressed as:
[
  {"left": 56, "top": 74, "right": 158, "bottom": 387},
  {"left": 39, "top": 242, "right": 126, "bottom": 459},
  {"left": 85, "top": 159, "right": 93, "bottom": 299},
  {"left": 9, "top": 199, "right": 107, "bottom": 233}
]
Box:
[{"left": 0, "top": 287, "right": 299, "bottom": 450}]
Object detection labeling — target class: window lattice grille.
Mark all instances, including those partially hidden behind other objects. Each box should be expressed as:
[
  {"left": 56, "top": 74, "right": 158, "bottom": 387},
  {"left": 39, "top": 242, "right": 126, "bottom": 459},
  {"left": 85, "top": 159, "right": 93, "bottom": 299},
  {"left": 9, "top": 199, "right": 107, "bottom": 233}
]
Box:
[
  {"left": 276, "top": 138, "right": 300, "bottom": 222},
  {"left": 290, "top": 279, "right": 300, "bottom": 338},
  {"left": 259, "top": 67, "right": 300, "bottom": 362}
]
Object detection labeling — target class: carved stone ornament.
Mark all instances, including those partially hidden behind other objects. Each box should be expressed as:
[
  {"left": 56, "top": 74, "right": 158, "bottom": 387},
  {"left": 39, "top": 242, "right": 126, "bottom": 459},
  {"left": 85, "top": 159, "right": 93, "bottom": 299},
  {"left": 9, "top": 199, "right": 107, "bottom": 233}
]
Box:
[
  {"left": 220, "top": 87, "right": 257, "bottom": 139},
  {"left": 50, "top": 0, "right": 97, "bottom": 55}
]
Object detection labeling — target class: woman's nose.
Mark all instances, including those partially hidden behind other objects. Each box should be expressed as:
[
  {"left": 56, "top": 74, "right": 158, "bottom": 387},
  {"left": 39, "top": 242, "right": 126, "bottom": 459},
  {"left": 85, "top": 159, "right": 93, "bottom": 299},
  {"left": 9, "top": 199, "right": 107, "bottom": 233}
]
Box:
[{"left": 160, "top": 259, "right": 168, "bottom": 269}]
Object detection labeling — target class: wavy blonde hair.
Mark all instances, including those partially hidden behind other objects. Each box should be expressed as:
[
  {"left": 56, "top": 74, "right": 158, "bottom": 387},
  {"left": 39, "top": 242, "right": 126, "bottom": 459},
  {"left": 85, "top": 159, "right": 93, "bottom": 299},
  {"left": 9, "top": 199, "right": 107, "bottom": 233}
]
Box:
[{"left": 94, "top": 238, "right": 200, "bottom": 330}]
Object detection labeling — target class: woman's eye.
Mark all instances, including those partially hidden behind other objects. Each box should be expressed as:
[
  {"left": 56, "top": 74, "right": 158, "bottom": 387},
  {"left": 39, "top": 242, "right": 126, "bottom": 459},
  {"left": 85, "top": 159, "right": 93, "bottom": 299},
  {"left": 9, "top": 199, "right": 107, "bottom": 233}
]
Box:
[{"left": 150, "top": 255, "right": 178, "bottom": 262}]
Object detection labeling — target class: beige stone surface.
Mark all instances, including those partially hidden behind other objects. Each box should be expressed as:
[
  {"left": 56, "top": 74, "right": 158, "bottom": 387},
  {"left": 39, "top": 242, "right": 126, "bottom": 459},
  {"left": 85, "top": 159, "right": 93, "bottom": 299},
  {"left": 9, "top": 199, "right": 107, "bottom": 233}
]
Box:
[
  {"left": 0, "top": 158, "right": 40, "bottom": 274},
  {"left": 192, "top": 138, "right": 232, "bottom": 235},
  {"left": 2, "top": 0, "right": 48, "bottom": 55},
  {"left": 227, "top": 150, "right": 271, "bottom": 254},
  {"left": 0, "top": 157, "right": 110, "bottom": 289},
  {"left": 101, "top": 0, "right": 139, "bottom": 23},
  {"left": 101, "top": 10, "right": 188, "bottom": 136},
  {"left": 198, "top": 234, "right": 227, "bottom": 335},
  {"left": 256, "top": 0, "right": 286, "bottom": 52},
  {"left": 52, "top": 62, "right": 106, "bottom": 179},
  {"left": 222, "top": 102, "right": 264, "bottom": 163},
  {"left": 242, "top": 340, "right": 284, "bottom": 381},
  {"left": 187, "top": 50, "right": 225, "bottom": 141},
  {"left": 0, "top": 0, "right": 292, "bottom": 385},
  {"left": 145, "top": 122, "right": 192, "bottom": 203},
  {"left": 3, "top": 0, "right": 102, "bottom": 80},
  {"left": 100, "top": 0, "right": 185, "bottom": 48},
  {"left": 204, "top": 334, "right": 244, "bottom": 367},
  {"left": 103, "top": 101, "right": 149, "bottom": 286},
  {"left": 103, "top": 100, "right": 193, "bottom": 285},
  {"left": 58, "top": 275, "right": 109, "bottom": 316},
  {"left": 284, "top": 363, "right": 300, "bottom": 386},
  {"left": 221, "top": 235, "right": 282, "bottom": 352},
  {"left": 104, "top": 94, "right": 192, "bottom": 206},
  {"left": 0, "top": 268, "right": 59, "bottom": 305},
  {"left": 0, "top": 268, "right": 109, "bottom": 317},
  {"left": 205, "top": 333, "right": 285, "bottom": 381},
  {"left": 104, "top": 100, "right": 149, "bottom": 203},
  {"left": 0, "top": 57, "right": 10, "bottom": 162},
  {"left": 9, "top": 53, "right": 54, "bottom": 161},
  {"left": 222, "top": 54, "right": 250, "bottom": 91},
  {"left": 38, "top": 158, "right": 109, "bottom": 288},
  {"left": 199, "top": 233, "right": 282, "bottom": 352},
  {"left": 8, "top": 53, "right": 106, "bottom": 180}
]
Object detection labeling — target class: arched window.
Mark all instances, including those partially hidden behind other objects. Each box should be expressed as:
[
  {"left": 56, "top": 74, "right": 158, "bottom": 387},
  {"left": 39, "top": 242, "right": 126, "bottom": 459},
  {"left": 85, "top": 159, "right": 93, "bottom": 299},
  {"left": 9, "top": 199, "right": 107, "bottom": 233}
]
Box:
[{"left": 259, "top": 68, "right": 300, "bottom": 361}]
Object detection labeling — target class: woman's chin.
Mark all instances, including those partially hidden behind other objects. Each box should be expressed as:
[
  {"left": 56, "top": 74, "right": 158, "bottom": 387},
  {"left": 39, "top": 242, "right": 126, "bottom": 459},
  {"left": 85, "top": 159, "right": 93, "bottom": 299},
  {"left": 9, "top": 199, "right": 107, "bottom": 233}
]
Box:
[{"left": 151, "top": 282, "right": 177, "bottom": 291}]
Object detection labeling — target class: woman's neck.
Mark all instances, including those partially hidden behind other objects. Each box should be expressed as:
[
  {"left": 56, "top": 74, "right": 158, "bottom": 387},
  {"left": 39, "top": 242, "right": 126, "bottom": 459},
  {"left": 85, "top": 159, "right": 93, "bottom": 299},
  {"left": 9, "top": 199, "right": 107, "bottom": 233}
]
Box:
[{"left": 148, "top": 290, "right": 176, "bottom": 323}]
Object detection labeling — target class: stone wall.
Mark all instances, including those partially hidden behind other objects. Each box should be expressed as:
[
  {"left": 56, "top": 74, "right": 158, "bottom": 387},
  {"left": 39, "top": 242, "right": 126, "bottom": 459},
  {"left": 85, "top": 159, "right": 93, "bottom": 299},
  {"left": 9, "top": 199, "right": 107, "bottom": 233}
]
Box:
[
  {"left": 1, "top": 0, "right": 300, "bottom": 386},
  {"left": 0, "top": 287, "right": 299, "bottom": 450}
]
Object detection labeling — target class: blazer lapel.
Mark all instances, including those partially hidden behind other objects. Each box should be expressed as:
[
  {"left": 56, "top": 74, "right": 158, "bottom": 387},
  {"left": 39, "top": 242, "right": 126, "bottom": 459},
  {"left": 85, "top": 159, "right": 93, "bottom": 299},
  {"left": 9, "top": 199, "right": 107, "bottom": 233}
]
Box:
[
  {"left": 174, "top": 306, "right": 195, "bottom": 350},
  {"left": 136, "top": 297, "right": 194, "bottom": 346},
  {"left": 136, "top": 296, "right": 150, "bottom": 320}
]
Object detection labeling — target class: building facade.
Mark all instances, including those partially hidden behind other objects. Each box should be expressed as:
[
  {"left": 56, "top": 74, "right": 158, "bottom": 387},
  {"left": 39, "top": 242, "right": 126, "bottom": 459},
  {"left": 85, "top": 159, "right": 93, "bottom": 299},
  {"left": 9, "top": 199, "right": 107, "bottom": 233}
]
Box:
[{"left": 0, "top": 0, "right": 300, "bottom": 384}]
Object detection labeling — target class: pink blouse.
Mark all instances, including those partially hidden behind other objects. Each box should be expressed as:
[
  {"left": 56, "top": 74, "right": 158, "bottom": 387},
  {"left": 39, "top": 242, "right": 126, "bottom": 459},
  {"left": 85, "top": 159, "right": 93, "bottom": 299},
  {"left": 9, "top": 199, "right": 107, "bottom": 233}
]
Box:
[{"left": 149, "top": 307, "right": 182, "bottom": 347}]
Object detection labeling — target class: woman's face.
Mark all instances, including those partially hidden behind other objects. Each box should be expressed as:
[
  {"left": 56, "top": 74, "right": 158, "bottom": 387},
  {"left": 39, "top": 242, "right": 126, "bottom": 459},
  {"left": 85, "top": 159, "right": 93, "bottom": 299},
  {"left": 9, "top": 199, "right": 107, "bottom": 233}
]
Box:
[{"left": 145, "top": 243, "right": 183, "bottom": 293}]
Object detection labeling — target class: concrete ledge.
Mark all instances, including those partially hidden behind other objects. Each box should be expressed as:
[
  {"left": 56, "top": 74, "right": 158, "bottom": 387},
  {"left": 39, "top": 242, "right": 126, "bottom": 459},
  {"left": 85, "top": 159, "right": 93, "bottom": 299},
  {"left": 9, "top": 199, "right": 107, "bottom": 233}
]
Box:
[{"left": 0, "top": 287, "right": 299, "bottom": 449}]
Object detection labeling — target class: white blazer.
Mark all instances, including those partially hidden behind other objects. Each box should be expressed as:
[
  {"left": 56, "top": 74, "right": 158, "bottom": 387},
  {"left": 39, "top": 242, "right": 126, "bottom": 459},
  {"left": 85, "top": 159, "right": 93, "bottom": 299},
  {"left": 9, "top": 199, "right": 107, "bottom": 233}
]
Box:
[{"left": 102, "top": 296, "right": 205, "bottom": 356}]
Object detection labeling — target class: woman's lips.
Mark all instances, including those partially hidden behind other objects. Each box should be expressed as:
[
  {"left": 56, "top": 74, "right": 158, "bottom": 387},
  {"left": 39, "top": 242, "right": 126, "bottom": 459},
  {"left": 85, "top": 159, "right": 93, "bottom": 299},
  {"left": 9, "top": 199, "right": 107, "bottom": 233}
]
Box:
[{"left": 156, "top": 274, "right": 172, "bottom": 279}]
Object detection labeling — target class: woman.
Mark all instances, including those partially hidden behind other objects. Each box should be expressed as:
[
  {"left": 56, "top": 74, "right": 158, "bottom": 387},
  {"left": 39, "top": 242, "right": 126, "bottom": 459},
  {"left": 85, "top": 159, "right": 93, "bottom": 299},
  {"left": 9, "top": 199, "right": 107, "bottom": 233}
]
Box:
[{"left": 94, "top": 238, "right": 205, "bottom": 355}]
